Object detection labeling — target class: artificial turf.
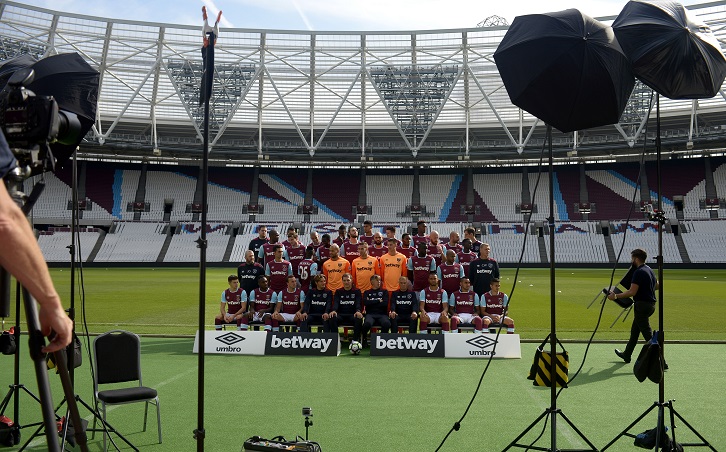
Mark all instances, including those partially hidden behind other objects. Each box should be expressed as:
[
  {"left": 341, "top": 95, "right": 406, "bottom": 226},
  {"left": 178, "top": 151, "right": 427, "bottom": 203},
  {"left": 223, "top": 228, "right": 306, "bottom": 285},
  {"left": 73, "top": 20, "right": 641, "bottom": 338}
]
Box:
[{"left": 1, "top": 339, "right": 724, "bottom": 451}]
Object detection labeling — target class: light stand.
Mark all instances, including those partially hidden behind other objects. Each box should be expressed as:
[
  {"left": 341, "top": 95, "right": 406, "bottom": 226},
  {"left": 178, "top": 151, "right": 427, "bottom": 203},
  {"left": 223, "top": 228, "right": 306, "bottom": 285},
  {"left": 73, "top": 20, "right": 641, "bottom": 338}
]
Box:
[
  {"left": 601, "top": 96, "right": 715, "bottom": 451},
  {"left": 303, "top": 407, "right": 313, "bottom": 441},
  {"left": 504, "top": 126, "right": 598, "bottom": 452},
  {"left": 194, "top": 29, "right": 215, "bottom": 452}
]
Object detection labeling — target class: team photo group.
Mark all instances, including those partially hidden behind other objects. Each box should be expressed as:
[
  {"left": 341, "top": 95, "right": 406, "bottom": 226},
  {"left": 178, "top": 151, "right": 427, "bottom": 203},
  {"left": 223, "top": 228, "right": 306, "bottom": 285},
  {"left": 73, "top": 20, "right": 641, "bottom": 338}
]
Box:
[{"left": 216, "top": 221, "right": 515, "bottom": 346}]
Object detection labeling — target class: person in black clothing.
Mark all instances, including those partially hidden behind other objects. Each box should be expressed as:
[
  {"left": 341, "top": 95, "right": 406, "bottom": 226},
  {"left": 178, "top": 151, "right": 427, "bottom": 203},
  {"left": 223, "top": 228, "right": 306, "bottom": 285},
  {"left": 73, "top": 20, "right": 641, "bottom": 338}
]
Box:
[
  {"left": 610, "top": 248, "right": 659, "bottom": 363},
  {"left": 468, "top": 243, "right": 500, "bottom": 297},
  {"left": 328, "top": 273, "right": 363, "bottom": 341},
  {"left": 248, "top": 225, "right": 269, "bottom": 263},
  {"left": 237, "top": 250, "right": 264, "bottom": 297},
  {"left": 389, "top": 276, "right": 419, "bottom": 333},
  {"left": 362, "top": 275, "right": 391, "bottom": 345},
  {"left": 300, "top": 274, "right": 334, "bottom": 333}
]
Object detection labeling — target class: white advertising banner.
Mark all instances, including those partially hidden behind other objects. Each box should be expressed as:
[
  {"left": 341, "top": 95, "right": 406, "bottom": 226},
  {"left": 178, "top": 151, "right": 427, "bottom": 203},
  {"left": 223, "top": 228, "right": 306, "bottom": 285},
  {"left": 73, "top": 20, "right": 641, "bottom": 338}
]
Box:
[
  {"left": 193, "top": 330, "right": 267, "bottom": 355},
  {"left": 443, "top": 333, "right": 521, "bottom": 359}
]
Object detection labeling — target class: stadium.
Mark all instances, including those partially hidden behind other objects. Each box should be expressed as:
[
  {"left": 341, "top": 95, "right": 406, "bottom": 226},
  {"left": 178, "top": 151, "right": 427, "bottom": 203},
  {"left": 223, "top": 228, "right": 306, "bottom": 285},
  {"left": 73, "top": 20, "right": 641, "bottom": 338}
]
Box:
[{"left": 0, "top": 0, "right": 725, "bottom": 450}]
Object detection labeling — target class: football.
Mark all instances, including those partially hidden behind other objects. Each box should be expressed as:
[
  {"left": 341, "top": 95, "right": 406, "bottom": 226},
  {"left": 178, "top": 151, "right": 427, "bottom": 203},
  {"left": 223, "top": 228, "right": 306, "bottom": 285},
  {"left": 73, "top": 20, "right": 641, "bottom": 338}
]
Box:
[{"left": 349, "top": 341, "right": 362, "bottom": 355}]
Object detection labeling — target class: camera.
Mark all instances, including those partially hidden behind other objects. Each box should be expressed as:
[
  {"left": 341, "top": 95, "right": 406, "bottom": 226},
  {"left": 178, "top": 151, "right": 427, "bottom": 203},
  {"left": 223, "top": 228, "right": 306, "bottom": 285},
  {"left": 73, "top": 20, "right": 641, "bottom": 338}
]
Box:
[
  {"left": 0, "top": 67, "right": 83, "bottom": 176},
  {"left": 302, "top": 407, "right": 312, "bottom": 417}
]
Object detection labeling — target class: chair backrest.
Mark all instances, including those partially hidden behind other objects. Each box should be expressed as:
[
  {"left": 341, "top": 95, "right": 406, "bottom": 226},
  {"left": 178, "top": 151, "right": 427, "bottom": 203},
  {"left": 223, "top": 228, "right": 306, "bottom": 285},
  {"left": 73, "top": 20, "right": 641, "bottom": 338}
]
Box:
[{"left": 93, "top": 330, "right": 143, "bottom": 386}]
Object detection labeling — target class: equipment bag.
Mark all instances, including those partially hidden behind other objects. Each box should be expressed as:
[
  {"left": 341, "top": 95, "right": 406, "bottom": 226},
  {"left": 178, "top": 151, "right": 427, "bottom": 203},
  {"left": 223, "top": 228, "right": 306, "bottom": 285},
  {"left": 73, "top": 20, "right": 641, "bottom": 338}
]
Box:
[
  {"left": 527, "top": 334, "right": 569, "bottom": 388},
  {"left": 0, "top": 327, "right": 16, "bottom": 355},
  {"left": 633, "top": 330, "right": 664, "bottom": 384},
  {"left": 46, "top": 333, "right": 82, "bottom": 372},
  {"left": 0, "top": 415, "right": 20, "bottom": 447}
]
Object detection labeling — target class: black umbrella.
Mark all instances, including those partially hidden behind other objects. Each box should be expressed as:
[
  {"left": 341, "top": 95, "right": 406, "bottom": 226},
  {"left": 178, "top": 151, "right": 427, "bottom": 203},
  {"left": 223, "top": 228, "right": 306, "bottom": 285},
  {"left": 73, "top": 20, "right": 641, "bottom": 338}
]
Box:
[
  {"left": 613, "top": 0, "right": 726, "bottom": 100},
  {"left": 0, "top": 52, "right": 99, "bottom": 169},
  {"left": 493, "top": 8, "right": 635, "bottom": 133}
]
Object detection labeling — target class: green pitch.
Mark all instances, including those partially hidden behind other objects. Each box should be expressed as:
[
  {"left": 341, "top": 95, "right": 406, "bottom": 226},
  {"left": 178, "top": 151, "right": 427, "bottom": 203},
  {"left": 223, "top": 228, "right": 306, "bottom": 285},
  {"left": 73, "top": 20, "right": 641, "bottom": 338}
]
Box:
[{"left": 16, "top": 267, "right": 726, "bottom": 341}]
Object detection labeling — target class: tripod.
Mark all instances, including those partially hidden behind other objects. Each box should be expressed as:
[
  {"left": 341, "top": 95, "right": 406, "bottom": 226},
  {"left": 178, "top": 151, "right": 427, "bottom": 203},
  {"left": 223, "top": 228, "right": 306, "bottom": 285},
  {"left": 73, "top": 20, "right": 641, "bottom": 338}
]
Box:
[
  {"left": 601, "top": 97, "right": 715, "bottom": 451},
  {"left": 504, "top": 126, "right": 597, "bottom": 452},
  {"left": 0, "top": 170, "right": 86, "bottom": 451}
]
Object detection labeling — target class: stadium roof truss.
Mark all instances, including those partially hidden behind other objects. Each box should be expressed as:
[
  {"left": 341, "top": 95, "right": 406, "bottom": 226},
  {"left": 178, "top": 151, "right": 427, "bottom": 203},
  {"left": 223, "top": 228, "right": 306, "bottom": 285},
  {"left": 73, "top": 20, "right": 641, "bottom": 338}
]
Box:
[{"left": 3, "top": 0, "right": 726, "bottom": 165}]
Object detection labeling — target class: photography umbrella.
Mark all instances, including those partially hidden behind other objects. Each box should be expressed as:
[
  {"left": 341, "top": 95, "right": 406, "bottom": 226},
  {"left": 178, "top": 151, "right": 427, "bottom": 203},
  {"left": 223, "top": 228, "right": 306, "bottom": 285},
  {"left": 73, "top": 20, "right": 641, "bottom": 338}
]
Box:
[
  {"left": 494, "top": 9, "right": 633, "bottom": 452},
  {"left": 0, "top": 52, "right": 99, "bottom": 168},
  {"left": 493, "top": 8, "right": 635, "bottom": 133},
  {"left": 613, "top": 0, "right": 726, "bottom": 100}
]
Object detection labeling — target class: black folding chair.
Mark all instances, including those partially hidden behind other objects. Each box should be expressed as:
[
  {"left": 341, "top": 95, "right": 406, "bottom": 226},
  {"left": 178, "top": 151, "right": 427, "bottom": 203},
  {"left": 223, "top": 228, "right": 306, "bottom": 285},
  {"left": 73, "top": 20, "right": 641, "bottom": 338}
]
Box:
[{"left": 92, "top": 330, "right": 162, "bottom": 451}]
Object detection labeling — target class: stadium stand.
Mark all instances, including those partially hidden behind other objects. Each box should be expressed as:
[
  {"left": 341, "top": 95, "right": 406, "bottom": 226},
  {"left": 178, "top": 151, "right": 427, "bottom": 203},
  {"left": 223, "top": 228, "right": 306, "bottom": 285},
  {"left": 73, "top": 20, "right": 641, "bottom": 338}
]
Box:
[
  {"left": 38, "top": 227, "right": 102, "bottom": 262},
  {"left": 366, "top": 173, "right": 414, "bottom": 222},
  {"left": 542, "top": 222, "right": 609, "bottom": 263},
  {"left": 609, "top": 222, "right": 682, "bottom": 264},
  {"left": 681, "top": 220, "right": 726, "bottom": 263},
  {"left": 311, "top": 169, "right": 360, "bottom": 222},
  {"left": 141, "top": 171, "right": 197, "bottom": 222},
  {"left": 116, "top": 169, "right": 142, "bottom": 220},
  {"left": 481, "top": 223, "right": 541, "bottom": 263},
  {"left": 554, "top": 165, "right": 582, "bottom": 221},
  {"left": 419, "top": 174, "right": 459, "bottom": 222},
  {"left": 93, "top": 222, "right": 167, "bottom": 262},
  {"left": 164, "top": 222, "right": 230, "bottom": 262},
  {"left": 473, "top": 172, "right": 521, "bottom": 222}
]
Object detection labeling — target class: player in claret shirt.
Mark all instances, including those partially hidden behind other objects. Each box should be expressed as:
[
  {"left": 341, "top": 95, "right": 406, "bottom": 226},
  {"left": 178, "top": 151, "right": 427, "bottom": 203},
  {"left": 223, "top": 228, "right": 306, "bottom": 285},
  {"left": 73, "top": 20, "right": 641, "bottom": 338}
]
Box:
[
  {"left": 361, "top": 275, "right": 391, "bottom": 345},
  {"left": 419, "top": 272, "right": 450, "bottom": 334},
  {"left": 300, "top": 274, "right": 334, "bottom": 333},
  {"left": 408, "top": 241, "right": 436, "bottom": 292},
  {"left": 272, "top": 275, "right": 306, "bottom": 332},
  {"left": 258, "top": 229, "right": 285, "bottom": 267},
  {"left": 368, "top": 232, "right": 387, "bottom": 258},
  {"left": 214, "top": 275, "right": 247, "bottom": 330},
  {"left": 266, "top": 245, "right": 293, "bottom": 293},
  {"left": 316, "top": 234, "right": 332, "bottom": 266},
  {"left": 242, "top": 275, "right": 275, "bottom": 331},
  {"left": 455, "top": 238, "right": 477, "bottom": 277},
  {"left": 427, "top": 230, "right": 444, "bottom": 267},
  {"left": 481, "top": 278, "right": 515, "bottom": 333},
  {"left": 285, "top": 231, "right": 307, "bottom": 278},
  {"left": 437, "top": 249, "right": 465, "bottom": 295},
  {"left": 445, "top": 231, "right": 463, "bottom": 254},
  {"left": 342, "top": 226, "right": 361, "bottom": 264},
  {"left": 389, "top": 276, "right": 419, "bottom": 334},
  {"left": 397, "top": 233, "right": 416, "bottom": 259},
  {"left": 329, "top": 273, "right": 363, "bottom": 342},
  {"left": 297, "top": 247, "right": 318, "bottom": 295},
  {"left": 449, "top": 278, "right": 484, "bottom": 333}
]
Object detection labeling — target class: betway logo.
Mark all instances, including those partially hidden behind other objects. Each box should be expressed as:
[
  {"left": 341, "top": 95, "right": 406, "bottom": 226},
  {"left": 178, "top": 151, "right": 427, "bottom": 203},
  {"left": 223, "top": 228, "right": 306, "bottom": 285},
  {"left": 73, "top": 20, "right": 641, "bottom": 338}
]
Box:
[
  {"left": 270, "top": 334, "right": 332, "bottom": 353},
  {"left": 375, "top": 336, "right": 439, "bottom": 354}
]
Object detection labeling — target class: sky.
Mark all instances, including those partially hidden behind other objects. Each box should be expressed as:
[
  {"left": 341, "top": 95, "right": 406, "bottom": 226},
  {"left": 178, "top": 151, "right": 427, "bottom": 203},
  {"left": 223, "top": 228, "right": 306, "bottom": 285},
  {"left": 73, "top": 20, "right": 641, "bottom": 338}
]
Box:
[{"left": 13, "top": 0, "right": 708, "bottom": 31}]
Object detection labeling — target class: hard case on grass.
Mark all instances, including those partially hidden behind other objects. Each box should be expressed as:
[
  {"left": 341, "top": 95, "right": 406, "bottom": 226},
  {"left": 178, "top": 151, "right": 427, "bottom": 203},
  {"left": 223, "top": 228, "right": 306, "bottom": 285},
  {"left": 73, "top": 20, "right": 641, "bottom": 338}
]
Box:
[{"left": 527, "top": 334, "right": 569, "bottom": 388}]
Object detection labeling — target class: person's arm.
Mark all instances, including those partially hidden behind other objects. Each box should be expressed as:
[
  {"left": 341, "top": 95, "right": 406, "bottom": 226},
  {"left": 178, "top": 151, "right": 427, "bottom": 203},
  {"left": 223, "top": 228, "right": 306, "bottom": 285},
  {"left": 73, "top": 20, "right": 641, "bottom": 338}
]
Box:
[
  {"left": 609, "top": 283, "right": 640, "bottom": 300},
  {"left": 448, "top": 293, "right": 456, "bottom": 316},
  {"left": 419, "top": 290, "right": 426, "bottom": 316},
  {"left": 0, "top": 183, "right": 72, "bottom": 352}
]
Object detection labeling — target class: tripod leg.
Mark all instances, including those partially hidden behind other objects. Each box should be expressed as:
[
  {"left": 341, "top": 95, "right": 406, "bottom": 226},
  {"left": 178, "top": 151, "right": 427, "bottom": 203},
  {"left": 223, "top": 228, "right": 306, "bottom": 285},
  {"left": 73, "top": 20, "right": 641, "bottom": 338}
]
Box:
[
  {"left": 557, "top": 410, "right": 599, "bottom": 450},
  {"left": 668, "top": 403, "right": 717, "bottom": 451},
  {"left": 20, "top": 288, "right": 60, "bottom": 451},
  {"left": 502, "top": 409, "right": 550, "bottom": 451},
  {"left": 601, "top": 402, "right": 658, "bottom": 450},
  {"left": 54, "top": 349, "right": 88, "bottom": 452}
]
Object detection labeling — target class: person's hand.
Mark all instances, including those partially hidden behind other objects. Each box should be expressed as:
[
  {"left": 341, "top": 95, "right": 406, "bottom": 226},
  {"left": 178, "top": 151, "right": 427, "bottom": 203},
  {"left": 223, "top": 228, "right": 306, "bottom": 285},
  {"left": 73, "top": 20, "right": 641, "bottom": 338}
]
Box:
[
  {"left": 354, "top": 311, "right": 363, "bottom": 319},
  {"left": 39, "top": 303, "right": 72, "bottom": 353},
  {"left": 607, "top": 291, "right": 617, "bottom": 301},
  {"left": 411, "top": 312, "right": 418, "bottom": 320},
  {"left": 322, "top": 313, "right": 330, "bottom": 321}
]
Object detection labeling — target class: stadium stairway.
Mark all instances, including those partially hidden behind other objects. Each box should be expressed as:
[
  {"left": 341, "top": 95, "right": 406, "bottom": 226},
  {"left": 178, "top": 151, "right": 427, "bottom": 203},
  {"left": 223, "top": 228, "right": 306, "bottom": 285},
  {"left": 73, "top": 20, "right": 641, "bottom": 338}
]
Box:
[
  {"left": 537, "top": 234, "right": 548, "bottom": 263},
  {"left": 603, "top": 234, "right": 616, "bottom": 263},
  {"left": 86, "top": 229, "right": 107, "bottom": 262},
  {"left": 674, "top": 231, "right": 691, "bottom": 264},
  {"left": 156, "top": 224, "right": 175, "bottom": 262},
  {"left": 222, "top": 224, "right": 239, "bottom": 262}
]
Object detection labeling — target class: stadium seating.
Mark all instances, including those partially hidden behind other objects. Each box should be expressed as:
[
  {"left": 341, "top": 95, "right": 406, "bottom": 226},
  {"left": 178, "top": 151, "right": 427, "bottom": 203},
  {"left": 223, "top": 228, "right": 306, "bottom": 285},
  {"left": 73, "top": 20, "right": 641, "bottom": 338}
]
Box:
[
  {"left": 681, "top": 219, "right": 726, "bottom": 263},
  {"left": 37, "top": 227, "right": 102, "bottom": 262},
  {"left": 366, "top": 174, "right": 414, "bottom": 222},
  {"left": 164, "top": 222, "right": 230, "bottom": 262},
  {"left": 473, "top": 173, "right": 522, "bottom": 222},
  {"left": 93, "top": 222, "right": 167, "bottom": 262}
]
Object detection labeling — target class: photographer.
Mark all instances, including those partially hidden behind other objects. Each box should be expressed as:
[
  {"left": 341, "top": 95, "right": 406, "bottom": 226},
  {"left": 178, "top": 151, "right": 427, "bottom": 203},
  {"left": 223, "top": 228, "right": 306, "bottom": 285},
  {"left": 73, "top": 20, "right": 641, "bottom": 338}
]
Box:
[
  {"left": 609, "top": 248, "right": 659, "bottom": 364},
  {"left": 0, "top": 130, "right": 71, "bottom": 353}
]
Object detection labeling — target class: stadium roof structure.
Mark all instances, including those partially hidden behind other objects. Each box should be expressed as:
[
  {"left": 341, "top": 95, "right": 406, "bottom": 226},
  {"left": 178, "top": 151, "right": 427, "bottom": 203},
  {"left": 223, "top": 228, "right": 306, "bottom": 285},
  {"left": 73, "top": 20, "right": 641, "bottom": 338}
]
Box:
[{"left": 2, "top": 0, "right": 726, "bottom": 167}]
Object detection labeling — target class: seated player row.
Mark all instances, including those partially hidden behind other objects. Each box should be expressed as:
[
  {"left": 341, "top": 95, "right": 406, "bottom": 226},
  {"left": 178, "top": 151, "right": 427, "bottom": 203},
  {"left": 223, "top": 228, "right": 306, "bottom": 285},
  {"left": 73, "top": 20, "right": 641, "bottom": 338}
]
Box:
[
  {"left": 215, "top": 273, "right": 514, "bottom": 346},
  {"left": 241, "top": 232, "right": 500, "bottom": 301}
]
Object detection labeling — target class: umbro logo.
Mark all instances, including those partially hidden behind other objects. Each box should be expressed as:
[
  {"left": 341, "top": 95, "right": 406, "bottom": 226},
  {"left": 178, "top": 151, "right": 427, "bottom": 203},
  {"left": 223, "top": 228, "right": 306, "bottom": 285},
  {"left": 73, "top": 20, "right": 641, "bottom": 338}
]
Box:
[
  {"left": 466, "top": 335, "right": 497, "bottom": 350},
  {"left": 216, "top": 332, "right": 246, "bottom": 346}
]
